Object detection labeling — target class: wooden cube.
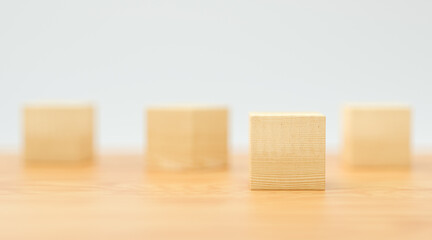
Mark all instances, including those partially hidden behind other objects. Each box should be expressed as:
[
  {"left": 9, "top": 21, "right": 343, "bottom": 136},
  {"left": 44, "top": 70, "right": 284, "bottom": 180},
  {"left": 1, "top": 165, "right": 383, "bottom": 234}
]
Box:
[
  {"left": 24, "top": 103, "right": 94, "bottom": 165},
  {"left": 250, "top": 113, "right": 326, "bottom": 190},
  {"left": 146, "top": 106, "right": 228, "bottom": 170},
  {"left": 342, "top": 104, "right": 411, "bottom": 167}
]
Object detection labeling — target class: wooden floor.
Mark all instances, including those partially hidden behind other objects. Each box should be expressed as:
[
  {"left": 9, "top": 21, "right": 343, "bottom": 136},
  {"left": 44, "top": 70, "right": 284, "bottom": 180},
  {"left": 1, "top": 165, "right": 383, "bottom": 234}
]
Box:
[{"left": 0, "top": 152, "right": 432, "bottom": 240}]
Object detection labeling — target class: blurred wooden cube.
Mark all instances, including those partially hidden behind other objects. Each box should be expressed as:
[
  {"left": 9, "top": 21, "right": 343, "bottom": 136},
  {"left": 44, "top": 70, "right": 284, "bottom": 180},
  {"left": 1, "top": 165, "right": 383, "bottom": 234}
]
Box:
[
  {"left": 24, "top": 103, "right": 94, "bottom": 165},
  {"left": 342, "top": 105, "right": 411, "bottom": 167},
  {"left": 250, "top": 113, "right": 326, "bottom": 190},
  {"left": 146, "top": 106, "right": 228, "bottom": 170}
]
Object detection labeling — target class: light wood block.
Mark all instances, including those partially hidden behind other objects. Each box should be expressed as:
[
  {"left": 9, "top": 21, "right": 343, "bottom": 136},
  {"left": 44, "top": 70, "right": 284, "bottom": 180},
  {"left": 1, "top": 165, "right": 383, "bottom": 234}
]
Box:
[
  {"left": 342, "top": 104, "right": 411, "bottom": 167},
  {"left": 250, "top": 113, "right": 326, "bottom": 190},
  {"left": 146, "top": 106, "right": 228, "bottom": 170},
  {"left": 24, "top": 103, "right": 94, "bottom": 165}
]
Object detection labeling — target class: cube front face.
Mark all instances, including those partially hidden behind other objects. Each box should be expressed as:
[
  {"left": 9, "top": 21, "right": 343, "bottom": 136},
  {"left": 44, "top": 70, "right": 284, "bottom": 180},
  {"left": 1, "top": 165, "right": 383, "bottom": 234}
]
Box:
[
  {"left": 343, "top": 106, "right": 411, "bottom": 167},
  {"left": 193, "top": 109, "right": 228, "bottom": 168},
  {"left": 24, "top": 105, "right": 94, "bottom": 165},
  {"left": 147, "top": 109, "right": 195, "bottom": 169},
  {"left": 250, "top": 113, "right": 326, "bottom": 190},
  {"left": 146, "top": 107, "right": 228, "bottom": 170}
]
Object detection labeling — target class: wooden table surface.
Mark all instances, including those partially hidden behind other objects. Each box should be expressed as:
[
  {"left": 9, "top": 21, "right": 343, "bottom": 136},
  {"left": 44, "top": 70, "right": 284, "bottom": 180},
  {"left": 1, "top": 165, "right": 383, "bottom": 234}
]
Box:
[{"left": 0, "top": 152, "right": 431, "bottom": 240}]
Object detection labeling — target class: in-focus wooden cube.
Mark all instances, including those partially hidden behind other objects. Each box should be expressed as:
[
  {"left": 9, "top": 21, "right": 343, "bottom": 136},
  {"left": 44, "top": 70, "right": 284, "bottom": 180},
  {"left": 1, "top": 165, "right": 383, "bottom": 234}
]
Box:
[
  {"left": 24, "top": 103, "right": 94, "bottom": 165},
  {"left": 250, "top": 113, "right": 326, "bottom": 190},
  {"left": 146, "top": 106, "right": 228, "bottom": 170},
  {"left": 342, "top": 104, "right": 411, "bottom": 167}
]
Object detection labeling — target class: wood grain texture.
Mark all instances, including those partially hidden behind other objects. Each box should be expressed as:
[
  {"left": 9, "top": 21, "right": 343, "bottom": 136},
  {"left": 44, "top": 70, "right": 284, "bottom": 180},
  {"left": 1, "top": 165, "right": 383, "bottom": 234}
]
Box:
[
  {"left": 146, "top": 106, "right": 228, "bottom": 170},
  {"left": 342, "top": 104, "right": 411, "bottom": 167},
  {"left": 0, "top": 152, "right": 432, "bottom": 240},
  {"left": 24, "top": 103, "right": 94, "bottom": 165},
  {"left": 250, "top": 113, "right": 325, "bottom": 190}
]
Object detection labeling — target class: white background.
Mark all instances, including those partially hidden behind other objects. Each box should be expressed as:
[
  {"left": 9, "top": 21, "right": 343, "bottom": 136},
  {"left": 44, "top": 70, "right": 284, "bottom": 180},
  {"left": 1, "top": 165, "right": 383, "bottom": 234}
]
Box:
[{"left": 1, "top": 0, "right": 431, "bottom": 151}]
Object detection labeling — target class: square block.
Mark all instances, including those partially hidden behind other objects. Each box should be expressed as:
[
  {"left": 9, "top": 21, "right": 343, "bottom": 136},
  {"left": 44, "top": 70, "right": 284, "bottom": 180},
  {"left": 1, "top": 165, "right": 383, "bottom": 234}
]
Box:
[
  {"left": 24, "top": 103, "right": 94, "bottom": 165},
  {"left": 146, "top": 106, "right": 228, "bottom": 170},
  {"left": 250, "top": 113, "right": 326, "bottom": 190},
  {"left": 342, "top": 104, "right": 411, "bottom": 167}
]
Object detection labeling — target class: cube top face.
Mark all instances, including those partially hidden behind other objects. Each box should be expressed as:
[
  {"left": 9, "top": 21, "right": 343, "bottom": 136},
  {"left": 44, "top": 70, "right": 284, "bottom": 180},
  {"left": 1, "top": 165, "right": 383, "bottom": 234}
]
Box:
[
  {"left": 24, "top": 105, "right": 94, "bottom": 165},
  {"left": 250, "top": 112, "right": 324, "bottom": 117},
  {"left": 343, "top": 103, "right": 410, "bottom": 110},
  {"left": 147, "top": 107, "right": 228, "bottom": 170},
  {"left": 147, "top": 105, "right": 227, "bottom": 112},
  {"left": 343, "top": 105, "right": 411, "bottom": 167},
  {"left": 250, "top": 113, "right": 326, "bottom": 190},
  {"left": 25, "top": 101, "right": 93, "bottom": 108}
]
